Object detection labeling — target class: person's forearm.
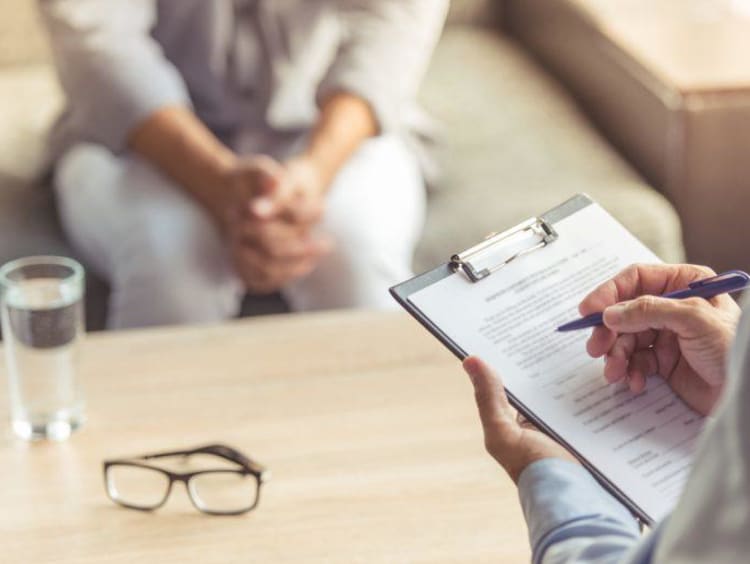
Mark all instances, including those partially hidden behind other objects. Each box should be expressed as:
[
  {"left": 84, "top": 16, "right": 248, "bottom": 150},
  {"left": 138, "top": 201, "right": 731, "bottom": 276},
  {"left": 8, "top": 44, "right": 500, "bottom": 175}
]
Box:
[
  {"left": 300, "top": 92, "right": 378, "bottom": 190},
  {"left": 128, "top": 105, "right": 236, "bottom": 221}
]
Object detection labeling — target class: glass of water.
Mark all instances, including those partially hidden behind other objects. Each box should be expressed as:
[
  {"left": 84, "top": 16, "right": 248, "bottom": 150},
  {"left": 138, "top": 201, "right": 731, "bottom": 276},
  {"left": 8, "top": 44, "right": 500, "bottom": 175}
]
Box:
[{"left": 0, "top": 256, "right": 86, "bottom": 441}]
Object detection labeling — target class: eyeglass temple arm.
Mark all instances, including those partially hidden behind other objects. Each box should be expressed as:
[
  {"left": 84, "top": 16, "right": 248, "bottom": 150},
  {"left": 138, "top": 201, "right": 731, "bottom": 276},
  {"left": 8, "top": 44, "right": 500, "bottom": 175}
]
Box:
[
  {"left": 191, "top": 444, "right": 267, "bottom": 475},
  {"left": 139, "top": 444, "right": 267, "bottom": 475}
]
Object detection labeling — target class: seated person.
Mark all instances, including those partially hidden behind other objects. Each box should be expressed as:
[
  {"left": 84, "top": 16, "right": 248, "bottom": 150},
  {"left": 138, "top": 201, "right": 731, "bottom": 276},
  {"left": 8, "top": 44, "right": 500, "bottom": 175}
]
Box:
[
  {"left": 39, "top": 0, "right": 448, "bottom": 328},
  {"left": 462, "top": 263, "right": 747, "bottom": 563}
]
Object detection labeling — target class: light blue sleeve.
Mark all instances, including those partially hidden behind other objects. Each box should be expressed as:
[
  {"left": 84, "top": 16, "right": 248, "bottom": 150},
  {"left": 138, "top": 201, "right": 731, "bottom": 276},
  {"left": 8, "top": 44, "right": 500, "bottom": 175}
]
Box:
[
  {"left": 38, "top": 0, "right": 191, "bottom": 152},
  {"left": 518, "top": 459, "right": 662, "bottom": 564},
  {"left": 318, "top": 0, "right": 449, "bottom": 133}
]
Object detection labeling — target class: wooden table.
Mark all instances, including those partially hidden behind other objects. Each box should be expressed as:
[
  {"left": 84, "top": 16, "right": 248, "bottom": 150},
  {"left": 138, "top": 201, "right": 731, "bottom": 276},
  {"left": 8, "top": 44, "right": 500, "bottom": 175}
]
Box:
[{"left": 0, "top": 311, "right": 530, "bottom": 563}]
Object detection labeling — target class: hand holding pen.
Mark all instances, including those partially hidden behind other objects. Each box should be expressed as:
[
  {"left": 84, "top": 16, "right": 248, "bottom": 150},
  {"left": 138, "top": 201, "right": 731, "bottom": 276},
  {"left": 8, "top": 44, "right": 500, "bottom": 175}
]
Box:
[{"left": 568, "top": 264, "right": 743, "bottom": 415}]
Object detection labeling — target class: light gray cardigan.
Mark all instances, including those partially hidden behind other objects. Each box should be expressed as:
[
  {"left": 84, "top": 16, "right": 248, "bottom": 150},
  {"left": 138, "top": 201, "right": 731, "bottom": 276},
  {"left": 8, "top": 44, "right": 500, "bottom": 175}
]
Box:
[{"left": 38, "top": 0, "right": 449, "bottom": 159}]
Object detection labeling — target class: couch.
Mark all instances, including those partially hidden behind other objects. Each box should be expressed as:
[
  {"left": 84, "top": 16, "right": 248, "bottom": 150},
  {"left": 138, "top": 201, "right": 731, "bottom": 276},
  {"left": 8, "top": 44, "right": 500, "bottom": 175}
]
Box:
[
  {"left": 0, "top": 0, "right": 684, "bottom": 331},
  {"left": 505, "top": 0, "right": 750, "bottom": 275}
]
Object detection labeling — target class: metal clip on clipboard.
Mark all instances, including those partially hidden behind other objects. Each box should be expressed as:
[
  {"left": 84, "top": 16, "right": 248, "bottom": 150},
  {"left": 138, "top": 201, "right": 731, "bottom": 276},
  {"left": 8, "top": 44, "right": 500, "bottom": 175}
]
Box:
[{"left": 450, "top": 217, "right": 559, "bottom": 282}]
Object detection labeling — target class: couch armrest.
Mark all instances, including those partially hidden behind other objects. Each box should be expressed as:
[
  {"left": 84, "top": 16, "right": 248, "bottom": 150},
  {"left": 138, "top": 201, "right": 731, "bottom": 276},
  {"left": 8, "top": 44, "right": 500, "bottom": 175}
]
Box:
[{"left": 0, "top": 0, "right": 51, "bottom": 67}]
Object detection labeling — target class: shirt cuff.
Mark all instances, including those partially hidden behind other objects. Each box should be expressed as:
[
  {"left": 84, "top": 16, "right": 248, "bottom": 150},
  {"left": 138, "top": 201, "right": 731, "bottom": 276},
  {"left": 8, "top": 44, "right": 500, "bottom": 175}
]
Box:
[
  {"left": 518, "top": 459, "right": 640, "bottom": 560},
  {"left": 317, "top": 70, "right": 396, "bottom": 136},
  {"left": 92, "top": 57, "right": 192, "bottom": 152}
]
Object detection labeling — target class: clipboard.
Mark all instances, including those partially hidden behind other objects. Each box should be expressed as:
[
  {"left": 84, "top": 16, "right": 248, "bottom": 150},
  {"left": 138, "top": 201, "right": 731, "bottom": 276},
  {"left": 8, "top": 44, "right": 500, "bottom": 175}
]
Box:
[
  {"left": 391, "top": 193, "right": 592, "bottom": 357},
  {"left": 391, "top": 194, "right": 667, "bottom": 525}
]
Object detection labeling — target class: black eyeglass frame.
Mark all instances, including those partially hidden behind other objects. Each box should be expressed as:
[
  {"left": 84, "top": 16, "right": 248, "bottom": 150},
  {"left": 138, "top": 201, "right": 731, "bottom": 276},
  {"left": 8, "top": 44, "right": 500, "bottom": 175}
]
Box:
[{"left": 103, "top": 443, "right": 269, "bottom": 516}]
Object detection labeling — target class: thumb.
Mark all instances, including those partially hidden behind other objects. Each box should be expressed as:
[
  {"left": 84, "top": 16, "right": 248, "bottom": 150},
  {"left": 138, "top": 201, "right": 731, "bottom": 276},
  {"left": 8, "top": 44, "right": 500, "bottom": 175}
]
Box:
[
  {"left": 248, "top": 159, "right": 288, "bottom": 219},
  {"left": 603, "top": 296, "right": 708, "bottom": 338},
  {"left": 463, "top": 356, "right": 514, "bottom": 433}
]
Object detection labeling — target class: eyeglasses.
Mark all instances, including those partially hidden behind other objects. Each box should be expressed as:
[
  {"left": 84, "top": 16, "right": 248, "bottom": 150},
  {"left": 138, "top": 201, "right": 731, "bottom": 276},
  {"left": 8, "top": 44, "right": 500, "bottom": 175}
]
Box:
[{"left": 103, "top": 443, "right": 269, "bottom": 516}]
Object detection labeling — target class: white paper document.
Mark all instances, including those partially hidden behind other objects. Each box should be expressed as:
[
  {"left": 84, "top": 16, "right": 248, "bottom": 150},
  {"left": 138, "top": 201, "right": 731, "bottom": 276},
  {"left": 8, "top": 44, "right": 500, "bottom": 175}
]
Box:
[{"left": 409, "top": 203, "right": 703, "bottom": 522}]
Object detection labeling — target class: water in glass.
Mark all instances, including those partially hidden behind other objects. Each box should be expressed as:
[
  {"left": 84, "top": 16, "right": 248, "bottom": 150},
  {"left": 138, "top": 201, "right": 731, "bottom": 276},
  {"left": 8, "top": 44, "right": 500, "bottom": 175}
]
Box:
[{"left": 1, "top": 258, "right": 86, "bottom": 440}]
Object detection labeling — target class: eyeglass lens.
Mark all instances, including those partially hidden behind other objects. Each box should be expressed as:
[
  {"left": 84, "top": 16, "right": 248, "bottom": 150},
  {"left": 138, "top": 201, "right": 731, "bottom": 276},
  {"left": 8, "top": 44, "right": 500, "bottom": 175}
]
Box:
[
  {"left": 106, "top": 464, "right": 171, "bottom": 510},
  {"left": 188, "top": 471, "right": 259, "bottom": 514},
  {"left": 106, "top": 463, "right": 259, "bottom": 514}
]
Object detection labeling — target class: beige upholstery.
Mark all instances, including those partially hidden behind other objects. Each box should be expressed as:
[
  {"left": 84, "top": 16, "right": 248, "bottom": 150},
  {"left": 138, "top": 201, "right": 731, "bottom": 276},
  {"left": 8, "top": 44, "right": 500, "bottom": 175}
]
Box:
[
  {"left": 506, "top": 0, "right": 750, "bottom": 275},
  {"left": 415, "top": 26, "right": 683, "bottom": 271},
  {"left": 0, "top": 0, "right": 684, "bottom": 329},
  {"left": 0, "top": 0, "right": 50, "bottom": 66}
]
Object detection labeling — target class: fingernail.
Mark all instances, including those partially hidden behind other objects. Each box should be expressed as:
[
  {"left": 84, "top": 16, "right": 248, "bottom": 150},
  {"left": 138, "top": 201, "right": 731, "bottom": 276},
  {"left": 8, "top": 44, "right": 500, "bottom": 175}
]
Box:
[
  {"left": 463, "top": 358, "right": 479, "bottom": 384},
  {"left": 604, "top": 304, "right": 626, "bottom": 325}
]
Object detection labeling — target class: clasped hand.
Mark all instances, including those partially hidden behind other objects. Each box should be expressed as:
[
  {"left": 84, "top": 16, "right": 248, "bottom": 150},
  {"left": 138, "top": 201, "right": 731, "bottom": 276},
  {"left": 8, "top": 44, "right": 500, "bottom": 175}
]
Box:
[
  {"left": 464, "top": 263, "right": 741, "bottom": 483},
  {"left": 220, "top": 155, "right": 333, "bottom": 294}
]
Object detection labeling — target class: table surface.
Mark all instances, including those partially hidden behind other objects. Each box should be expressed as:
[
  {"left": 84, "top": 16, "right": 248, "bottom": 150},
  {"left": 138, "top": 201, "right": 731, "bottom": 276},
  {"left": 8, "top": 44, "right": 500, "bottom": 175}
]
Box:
[
  {"left": 0, "top": 310, "right": 531, "bottom": 563},
  {"left": 574, "top": 0, "right": 750, "bottom": 91}
]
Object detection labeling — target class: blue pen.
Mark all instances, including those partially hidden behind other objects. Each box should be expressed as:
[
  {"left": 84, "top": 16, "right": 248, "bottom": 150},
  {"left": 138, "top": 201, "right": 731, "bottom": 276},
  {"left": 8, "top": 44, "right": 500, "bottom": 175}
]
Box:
[{"left": 557, "top": 270, "right": 750, "bottom": 332}]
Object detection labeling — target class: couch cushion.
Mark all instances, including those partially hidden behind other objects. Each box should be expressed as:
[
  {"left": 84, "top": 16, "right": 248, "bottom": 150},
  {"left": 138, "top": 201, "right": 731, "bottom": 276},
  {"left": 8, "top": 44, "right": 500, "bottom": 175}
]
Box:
[
  {"left": 0, "top": 64, "right": 64, "bottom": 261},
  {"left": 0, "top": 64, "right": 104, "bottom": 329},
  {"left": 0, "top": 173, "right": 67, "bottom": 261},
  {"left": 0, "top": 0, "right": 51, "bottom": 67},
  {"left": 415, "top": 26, "right": 684, "bottom": 272},
  {"left": 0, "top": 65, "right": 62, "bottom": 182}
]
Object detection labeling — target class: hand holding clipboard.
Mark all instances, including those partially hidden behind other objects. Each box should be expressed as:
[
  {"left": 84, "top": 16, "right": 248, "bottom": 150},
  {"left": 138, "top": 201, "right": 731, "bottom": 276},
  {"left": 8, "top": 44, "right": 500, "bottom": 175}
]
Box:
[{"left": 391, "top": 194, "right": 708, "bottom": 525}]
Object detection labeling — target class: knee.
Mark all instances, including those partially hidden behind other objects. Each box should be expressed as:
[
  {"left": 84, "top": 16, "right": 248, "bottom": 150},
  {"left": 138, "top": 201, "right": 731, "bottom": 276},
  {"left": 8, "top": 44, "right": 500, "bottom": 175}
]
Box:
[
  {"left": 108, "top": 260, "right": 242, "bottom": 329},
  {"left": 108, "top": 202, "right": 240, "bottom": 324},
  {"left": 55, "top": 143, "right": 120, "bottom": 198},
  {"left": 321, "top": 136, "right": 425, "bottom": 255},
  {"left": 113, "top": 208, "right": 233, "bottom": 298},
  {"left": 320, "top": 194, "right": 421, "bottom": 270}
]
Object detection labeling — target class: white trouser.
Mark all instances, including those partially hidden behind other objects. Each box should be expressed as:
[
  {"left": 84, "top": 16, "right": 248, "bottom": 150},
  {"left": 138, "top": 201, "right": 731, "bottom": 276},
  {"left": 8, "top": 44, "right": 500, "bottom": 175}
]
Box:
[{"left": 53, "top": 136, "right": 425, "bottom": 329}]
